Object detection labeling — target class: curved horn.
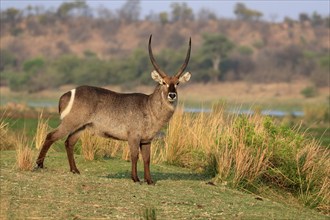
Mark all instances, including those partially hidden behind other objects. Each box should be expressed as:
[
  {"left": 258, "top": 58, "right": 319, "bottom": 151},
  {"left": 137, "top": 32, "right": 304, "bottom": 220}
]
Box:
[
  {"left": 148, "top": 35, "right": 166, "bottom": 78},
  {"left": 175, "top": 37, "right": 191, "bottom": 78}
]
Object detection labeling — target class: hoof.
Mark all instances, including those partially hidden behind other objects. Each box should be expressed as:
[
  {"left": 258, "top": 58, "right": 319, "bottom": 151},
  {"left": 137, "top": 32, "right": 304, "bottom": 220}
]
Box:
[
  {"left": 145, "top": 179, "right": 154, "bottom": 185},
  {"left": 33, "top": 163, "right": 43, "bottom": 171},
  {"left": 132, "top": 177, "right": 140, "bottom": 183},
  {"left": 71, "top": 169, "right": 80, "bottom": 174}
]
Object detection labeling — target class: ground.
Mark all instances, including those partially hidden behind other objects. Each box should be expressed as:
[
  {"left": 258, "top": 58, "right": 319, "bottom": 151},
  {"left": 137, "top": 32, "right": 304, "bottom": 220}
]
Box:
[{"left": 0, "top": 151, "right": 327, "bottom": 219}]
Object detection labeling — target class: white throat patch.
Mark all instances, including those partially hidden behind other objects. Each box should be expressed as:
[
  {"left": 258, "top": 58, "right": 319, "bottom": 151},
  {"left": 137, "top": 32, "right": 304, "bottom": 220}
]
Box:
[
  {"left": 161, "top": 91, "right": 175, "bottom": 110},
  {"left": 60, "top": 89, "right": 76, "bottom": 120}
]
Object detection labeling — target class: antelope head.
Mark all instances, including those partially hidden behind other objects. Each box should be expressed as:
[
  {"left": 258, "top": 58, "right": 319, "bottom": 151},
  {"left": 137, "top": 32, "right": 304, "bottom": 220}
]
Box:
[{"left": 149, "top": 35, "right": 191, "bottom": 103}]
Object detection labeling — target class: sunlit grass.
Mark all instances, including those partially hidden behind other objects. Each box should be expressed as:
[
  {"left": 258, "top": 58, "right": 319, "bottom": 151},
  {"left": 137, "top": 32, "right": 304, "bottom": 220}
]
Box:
[
  {"left": 35, "top": 111, "right": 49, "bottom": 150},
  {"left": 15, "top": 134, "right": 35, "bottom": 171},
  {"left": 151, "top": 106, "right": 329, "bottom": 213}
]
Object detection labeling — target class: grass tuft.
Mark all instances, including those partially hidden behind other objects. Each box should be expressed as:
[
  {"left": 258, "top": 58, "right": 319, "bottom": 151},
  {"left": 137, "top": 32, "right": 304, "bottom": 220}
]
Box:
[
  {"left": 35, "top": 111, "right": 49, "bottom": 150},
  {"left": 140, "top": 207, "right": 157, "bottom": 220},
  {"left": 15, "top": 135, "right": 35, "bottom": 171},
  {"left": 0, "top": 113, "right": 16, "bottom": 150},
  {"left": 80, "top": 130, "right": 102, "bottom": 160},
  {"left": 80, "top": 129, "right": 125, "bottom": 160}
]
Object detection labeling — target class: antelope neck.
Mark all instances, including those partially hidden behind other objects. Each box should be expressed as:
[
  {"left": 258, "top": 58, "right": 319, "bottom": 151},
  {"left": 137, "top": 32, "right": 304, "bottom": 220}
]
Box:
[{"left": 148, "top": 85, "right": 176, "bottom": 120}]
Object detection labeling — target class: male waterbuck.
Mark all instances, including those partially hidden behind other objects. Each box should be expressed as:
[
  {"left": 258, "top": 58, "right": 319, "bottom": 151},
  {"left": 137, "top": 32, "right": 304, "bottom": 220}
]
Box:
[{"left": 35, "top": 35, "right": 192, "bottom": 184}]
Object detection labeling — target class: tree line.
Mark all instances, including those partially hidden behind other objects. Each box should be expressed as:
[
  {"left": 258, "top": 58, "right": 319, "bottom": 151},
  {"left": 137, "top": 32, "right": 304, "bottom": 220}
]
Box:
[{"left": 0, "top": 0, "right": 329, "bottom": 92}]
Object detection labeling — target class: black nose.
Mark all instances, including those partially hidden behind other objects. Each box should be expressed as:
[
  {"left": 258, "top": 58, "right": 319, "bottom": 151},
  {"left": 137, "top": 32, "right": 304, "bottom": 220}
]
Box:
[{"left": 168, "top": 92, "right": 176, "bottom": 99}]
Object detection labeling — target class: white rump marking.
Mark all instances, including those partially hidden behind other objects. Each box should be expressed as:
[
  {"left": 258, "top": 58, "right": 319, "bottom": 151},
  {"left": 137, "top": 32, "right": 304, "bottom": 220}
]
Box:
[{"left": 60, "top": 89, "right": 76, "bottom": 120}]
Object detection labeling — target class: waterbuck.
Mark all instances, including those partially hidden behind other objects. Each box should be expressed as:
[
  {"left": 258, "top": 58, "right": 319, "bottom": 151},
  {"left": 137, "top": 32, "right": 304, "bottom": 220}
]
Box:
[{"left": 35, "top": 35, "right": 191, "bottom": 184}]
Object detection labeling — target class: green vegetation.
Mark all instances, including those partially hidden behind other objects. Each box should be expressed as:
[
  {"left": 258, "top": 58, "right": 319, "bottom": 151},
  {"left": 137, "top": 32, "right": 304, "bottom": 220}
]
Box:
[
  {"left": 301, "top": 86, "right": 318, "bottom": 98},
  {"left": 234, "top": 3, "right": 263, "bottom": 21},
  {"left": 151, "top": 110, "right": 329, "bottom": 212}
]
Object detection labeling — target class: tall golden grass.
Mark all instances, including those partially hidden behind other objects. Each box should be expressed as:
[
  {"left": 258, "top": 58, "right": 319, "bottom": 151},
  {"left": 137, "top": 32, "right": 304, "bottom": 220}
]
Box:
[
  {"left": 80, "top": 129, "right": 125, "bottom": 160},
  {"left": 80, "top": 130, "right": 102, "bottom": 160},
  {"left": 35, "top": 112, "right": 49, "bottom": 150},
  {"left": 151, "top": 106, "right": 329, "bottom": 213},
  {"left": 1, "top": 113, "right": 35, "bottom": 170},
  {"left": 15, "top": 135, "right": 35, "bottom": 171},
  {"left": 0, "top": 113, "right": 15, "bottom": 150},
  {"left": 296, "top": 140, "right": 330, "bottom": 211}
]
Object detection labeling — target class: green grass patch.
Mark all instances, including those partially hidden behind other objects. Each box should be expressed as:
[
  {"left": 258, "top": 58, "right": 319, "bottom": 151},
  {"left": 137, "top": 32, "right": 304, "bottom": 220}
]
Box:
[{"left": 4, "top": 117, "right": 60, "bottom": 138}]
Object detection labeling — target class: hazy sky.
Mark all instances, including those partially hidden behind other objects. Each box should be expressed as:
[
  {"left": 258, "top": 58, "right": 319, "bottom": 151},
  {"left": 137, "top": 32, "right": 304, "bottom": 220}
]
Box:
[{"left": 1, "top": 0, "right": 329, "bottom": 21}]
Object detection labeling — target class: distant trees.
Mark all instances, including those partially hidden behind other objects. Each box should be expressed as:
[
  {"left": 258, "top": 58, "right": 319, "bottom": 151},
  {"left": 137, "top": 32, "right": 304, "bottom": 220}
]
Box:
[
  {"left": 117, "top": 0, "right": 141, "bottom": 23},
  {"left": 159, "top": 12, "right": 169, "bottom": 25},
  {"left": 170, "top": 2, "right": 194, "bottom": 22},
  {"left": 0, "top": 8, "right": 23, "bottom": 36},
  {"left": 200, "top": 34, "right": 234, "bottom": 81},
  {"left": 0, "top": 0, "right": 329, "bottom": 91},
  {"left": 234, "top": 3, "right": 263, "bottom": 21},
  {"left": 197, "top": 8, "right": 217, "bottom": 22},
  {"left": 56, "top": 0, "right": 89, "bottom": 19}
]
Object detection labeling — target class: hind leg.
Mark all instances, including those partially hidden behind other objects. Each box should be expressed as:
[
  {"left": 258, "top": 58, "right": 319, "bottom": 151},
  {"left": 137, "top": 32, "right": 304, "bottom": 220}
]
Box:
[
  {"left": 36, "top": 128, "right": 68, "bottom": 168},
  {"left": 65, "top": 130, "right": 83, "bottom": 174}
]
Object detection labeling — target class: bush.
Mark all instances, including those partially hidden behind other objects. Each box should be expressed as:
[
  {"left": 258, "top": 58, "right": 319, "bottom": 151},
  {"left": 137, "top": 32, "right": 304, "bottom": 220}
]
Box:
[{"left": 301, "top": 86, "right": 318, "bottom": 98}]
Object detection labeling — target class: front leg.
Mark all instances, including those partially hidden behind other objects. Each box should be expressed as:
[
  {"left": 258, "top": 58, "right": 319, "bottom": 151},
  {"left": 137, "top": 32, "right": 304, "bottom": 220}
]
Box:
[
  {"left": 140, "top": 143, "right": 153, "bottom": 185},
  {"left": 128, "top": 137, "right": 140, "bottom": 183}
]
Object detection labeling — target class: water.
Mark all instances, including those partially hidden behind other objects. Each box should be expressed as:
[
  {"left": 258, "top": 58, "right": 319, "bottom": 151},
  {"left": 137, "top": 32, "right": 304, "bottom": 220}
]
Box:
[
  {"left": 1, "top": 100, "right": 304, "bottom": 117},
  {"left": 185, "top": 107, "right": 304, "bottom": 117}
]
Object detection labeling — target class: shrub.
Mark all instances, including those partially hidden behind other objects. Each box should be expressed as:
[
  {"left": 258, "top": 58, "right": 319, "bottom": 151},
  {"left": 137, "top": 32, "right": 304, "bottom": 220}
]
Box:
[{"left": 301, "top": 86, "right": 318, "bottom": 98}]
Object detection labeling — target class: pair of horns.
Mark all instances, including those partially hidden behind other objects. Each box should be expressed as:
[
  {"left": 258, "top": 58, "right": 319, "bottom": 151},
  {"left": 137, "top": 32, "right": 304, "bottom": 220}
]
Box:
[{"left": 148, "top": 34, "right": 191, "bottom": 78}]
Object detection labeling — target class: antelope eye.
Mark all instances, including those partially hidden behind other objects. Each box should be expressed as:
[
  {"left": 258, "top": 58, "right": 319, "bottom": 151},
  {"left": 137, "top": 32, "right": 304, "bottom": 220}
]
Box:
[
  {"left": 176, "top": 82, "right": 180, "bottom": 86},
  {"left": 162, "top": 82, "right": 166, "bottom": 85}
]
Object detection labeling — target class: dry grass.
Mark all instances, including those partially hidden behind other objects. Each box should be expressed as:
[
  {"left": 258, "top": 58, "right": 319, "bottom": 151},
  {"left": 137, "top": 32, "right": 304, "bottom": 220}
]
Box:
[
  {"left": 0, "top": 113, "right": 16, "bottom": 150},
  {"left": 296, "top": 140, "right": 330, "bottom": 211},
  {"left": 152, "top": 108, "right": 270, "bottom": 185},
  {"left": 35, "top": 112, "right": 49, "bottom": 150},
  {"left": 80, "top": 129, "right": 125, "bottom": 161},
  {"left": 303, "top": 104, "right": 329, "bottom": 124},
  {"left": 152, "top": 108, "right": 225, "bottom": 169},
  {"left": 151, "top": 106, "right": 329, "bottom": 213},
  {"left": 15, "top": 135, "right": 35, "bottom": 171},
  {"left": 80, "top": 130, "right": 102, "bottom": 160}
]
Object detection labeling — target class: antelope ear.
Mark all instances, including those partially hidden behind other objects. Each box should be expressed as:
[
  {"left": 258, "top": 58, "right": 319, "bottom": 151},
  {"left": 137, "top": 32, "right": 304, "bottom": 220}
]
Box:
[
  {"left": 179, "top": 72, "right": 191, "bottom": 84},
  {"left": 151, "top": 70, "right": 164, "bottom": 84}
]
